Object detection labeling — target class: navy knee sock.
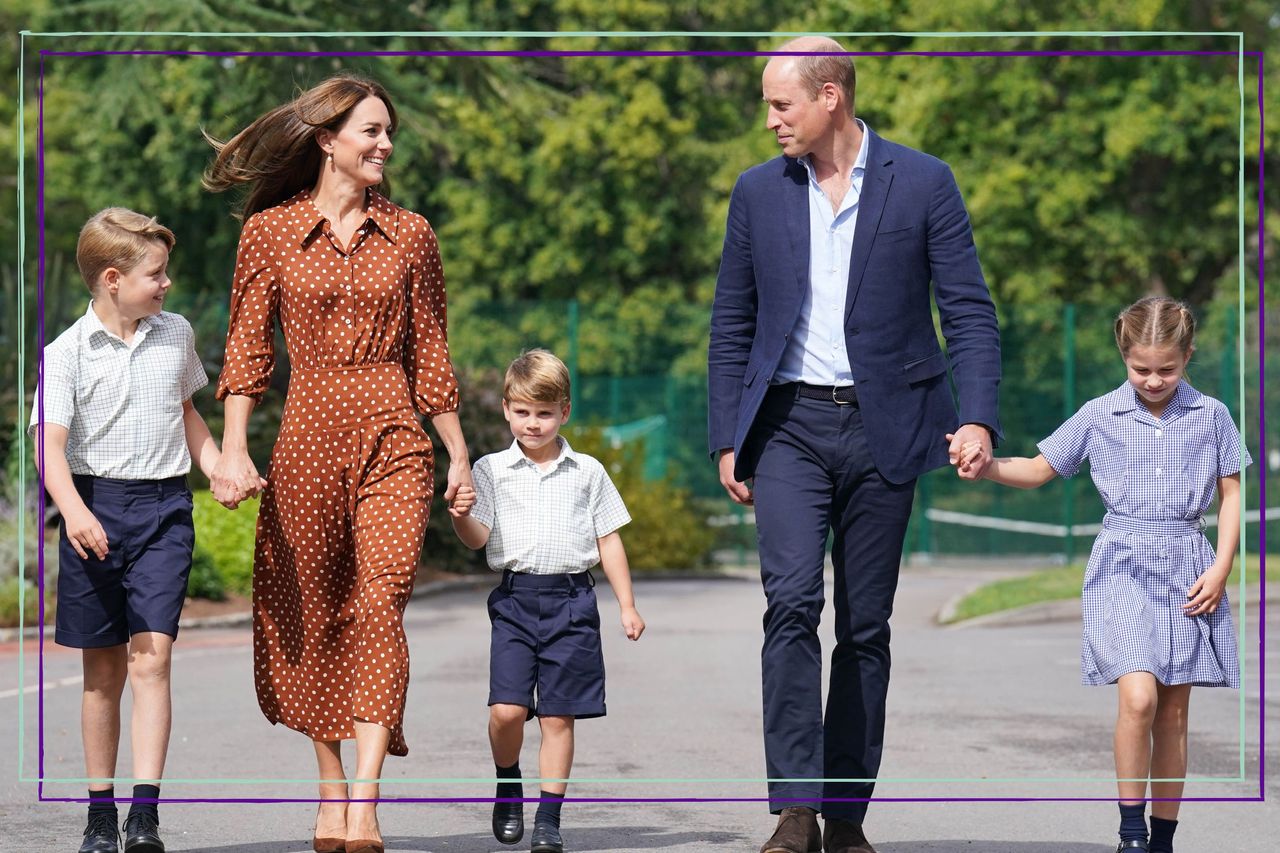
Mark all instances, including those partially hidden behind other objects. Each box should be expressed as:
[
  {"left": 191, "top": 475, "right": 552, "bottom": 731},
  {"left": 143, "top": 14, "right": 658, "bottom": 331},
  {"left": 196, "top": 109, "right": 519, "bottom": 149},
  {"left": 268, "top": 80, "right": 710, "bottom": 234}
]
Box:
[
  {"left": 87, "top": 787, "right": 117, "bottom": 822},
  {"left": 128, "top": 784, "right": 159, "bottom": 822},
  {"left": 1118, "top": 802, "right": 1147, "bottom": 843},
  {"left": 496, "top": 761, "right": 523, "bottom": 802},
  {"left": 535, "top": 790, "right": 564, "bottom": 829},
  {"left": 1149, "top": 816, "right": 1178, "bottom": 852}
]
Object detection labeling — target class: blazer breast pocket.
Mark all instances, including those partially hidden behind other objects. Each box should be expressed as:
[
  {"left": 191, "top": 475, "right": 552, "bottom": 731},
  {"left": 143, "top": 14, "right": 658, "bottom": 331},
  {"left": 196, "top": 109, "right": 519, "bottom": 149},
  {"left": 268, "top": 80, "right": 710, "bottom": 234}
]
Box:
[{"left": 874, "top": 223, "right": 919, "bottom": 245}]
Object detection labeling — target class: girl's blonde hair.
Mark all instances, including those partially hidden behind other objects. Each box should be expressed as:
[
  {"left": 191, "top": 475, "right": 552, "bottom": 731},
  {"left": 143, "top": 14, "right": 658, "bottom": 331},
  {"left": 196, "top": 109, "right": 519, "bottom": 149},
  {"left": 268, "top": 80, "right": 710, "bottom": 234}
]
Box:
[
  {"left": 1114, "top": 296, "right": 1197, "bottom": 356},
  {"left": 504, "top": 349, "right": 571, "bottom": 405},
  {"left": 76, "top": 208, "right": 175, "bottom": 291},
  {"left": 203, "top": 74, "right": 397, "bottom": 218}
]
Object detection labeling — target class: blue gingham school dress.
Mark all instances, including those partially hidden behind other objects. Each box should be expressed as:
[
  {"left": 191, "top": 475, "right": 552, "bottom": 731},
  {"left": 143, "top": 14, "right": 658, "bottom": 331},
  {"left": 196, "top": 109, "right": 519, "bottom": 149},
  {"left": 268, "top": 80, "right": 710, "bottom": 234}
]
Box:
[{"left": 1038, "top": 381, "right": 1250, "bottom": 688}]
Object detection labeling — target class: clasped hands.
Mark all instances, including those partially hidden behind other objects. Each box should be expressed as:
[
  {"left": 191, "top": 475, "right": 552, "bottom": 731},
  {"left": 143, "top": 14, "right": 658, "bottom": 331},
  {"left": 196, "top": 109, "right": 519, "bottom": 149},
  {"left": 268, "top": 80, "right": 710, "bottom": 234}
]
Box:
[
  {"left": 946, "top": 423, "right": 993, "bottom": 481},
  {"left": 209, "top": 450, "right": 268, "bottom": 510}
]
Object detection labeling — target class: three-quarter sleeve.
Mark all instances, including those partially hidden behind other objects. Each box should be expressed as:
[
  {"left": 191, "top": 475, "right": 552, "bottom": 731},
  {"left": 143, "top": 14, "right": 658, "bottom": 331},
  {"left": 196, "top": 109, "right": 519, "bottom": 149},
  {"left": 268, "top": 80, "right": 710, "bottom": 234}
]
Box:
[
  {"left": 403, "top": 216, "right": 459, "bottom": 416},
  {"left": 216, "top": 212, "right": 280, "bottom": 401}
]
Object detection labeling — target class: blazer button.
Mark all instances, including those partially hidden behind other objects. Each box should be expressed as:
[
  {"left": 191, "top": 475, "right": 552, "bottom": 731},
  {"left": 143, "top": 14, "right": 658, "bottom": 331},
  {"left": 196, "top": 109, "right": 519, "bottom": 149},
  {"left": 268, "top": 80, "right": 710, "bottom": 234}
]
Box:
[{"left": 850, "top": 327, "right": 861, "bottom": 335}]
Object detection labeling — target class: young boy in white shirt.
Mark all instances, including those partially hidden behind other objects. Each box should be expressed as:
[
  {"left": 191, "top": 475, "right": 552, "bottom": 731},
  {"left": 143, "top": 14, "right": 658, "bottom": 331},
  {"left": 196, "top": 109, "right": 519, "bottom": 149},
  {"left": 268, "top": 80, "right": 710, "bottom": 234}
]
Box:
[
  {"left": 31, "top": 208, "right": 223, "bottom": 853},
  {"left": 451, "top": 349, "right": 645, "bottom": 853}
]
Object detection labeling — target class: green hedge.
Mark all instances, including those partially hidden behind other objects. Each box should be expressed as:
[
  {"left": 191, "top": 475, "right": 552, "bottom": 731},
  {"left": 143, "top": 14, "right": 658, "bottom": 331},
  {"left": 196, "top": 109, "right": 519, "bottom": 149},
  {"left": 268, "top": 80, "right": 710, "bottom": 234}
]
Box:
[{"left": 191, "top": 491, "right": 258, "bottom": 597}]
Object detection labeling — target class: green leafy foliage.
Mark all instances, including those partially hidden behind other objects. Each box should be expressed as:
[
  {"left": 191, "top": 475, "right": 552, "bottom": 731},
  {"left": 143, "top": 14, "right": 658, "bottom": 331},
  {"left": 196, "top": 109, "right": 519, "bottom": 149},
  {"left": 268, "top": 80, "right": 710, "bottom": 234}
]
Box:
[
  {"left": 563, "top": 426, "right": 716, "bottom": 571},
  {"left": 191, "top": 490, "right": 258, "bottom": 595},
  {"left": 4, "top": 1, "right": 1276, "bottom": 577}
]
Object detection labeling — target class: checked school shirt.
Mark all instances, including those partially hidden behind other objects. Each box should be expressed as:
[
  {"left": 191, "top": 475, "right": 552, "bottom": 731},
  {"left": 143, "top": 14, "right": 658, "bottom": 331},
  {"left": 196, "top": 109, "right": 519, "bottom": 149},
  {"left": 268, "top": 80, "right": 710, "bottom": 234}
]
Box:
[
  {"left": 470, "top": 437, "right": 631, "bottom": 575},
  {"left": 30, "top": 304, "right": 208, "bottom": 479}
]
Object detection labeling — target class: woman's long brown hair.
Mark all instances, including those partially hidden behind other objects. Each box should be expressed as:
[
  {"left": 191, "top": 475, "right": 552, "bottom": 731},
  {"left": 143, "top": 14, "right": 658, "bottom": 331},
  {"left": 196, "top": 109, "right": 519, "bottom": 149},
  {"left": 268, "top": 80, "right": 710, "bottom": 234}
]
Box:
[{"left": 203, "top": 74, "right": 398, "bottom": 218}]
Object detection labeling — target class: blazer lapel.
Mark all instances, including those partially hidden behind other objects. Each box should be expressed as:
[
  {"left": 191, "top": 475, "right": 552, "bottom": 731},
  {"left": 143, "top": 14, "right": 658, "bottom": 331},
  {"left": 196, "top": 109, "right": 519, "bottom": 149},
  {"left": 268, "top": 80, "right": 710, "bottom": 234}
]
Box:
[
  {"left": 845, "top": 132, "right": 893, "bottom": 322},
  {"left": 782, "top": 158, "right": 810, "bottom": 298}
]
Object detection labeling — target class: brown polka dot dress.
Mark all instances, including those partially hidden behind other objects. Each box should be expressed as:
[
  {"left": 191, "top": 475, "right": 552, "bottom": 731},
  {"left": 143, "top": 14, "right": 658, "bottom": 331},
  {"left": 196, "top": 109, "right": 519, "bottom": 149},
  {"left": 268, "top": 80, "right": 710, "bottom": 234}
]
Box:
[{"left": 216, "top": 190, "right": 457, "bottom": 757}]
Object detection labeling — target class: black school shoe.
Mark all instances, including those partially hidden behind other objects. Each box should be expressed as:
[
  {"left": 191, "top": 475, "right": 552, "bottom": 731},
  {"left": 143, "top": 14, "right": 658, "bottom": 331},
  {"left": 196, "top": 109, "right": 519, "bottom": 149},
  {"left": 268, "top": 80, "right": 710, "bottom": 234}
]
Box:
[
  {"left": 529, "top": 821, "right": 564, "bottom": 853},
  {"left": 492, "top": 796, "right": 524, "bottom": 845},
  {"left": 121, "top": 813, "right": 164, "bottom": 853},
  {"left": 78, "top": 813, "right": 120, "bottom": 853},
  {"left": 1116, "top": 840, "right": 1149, "bottom": 852}
]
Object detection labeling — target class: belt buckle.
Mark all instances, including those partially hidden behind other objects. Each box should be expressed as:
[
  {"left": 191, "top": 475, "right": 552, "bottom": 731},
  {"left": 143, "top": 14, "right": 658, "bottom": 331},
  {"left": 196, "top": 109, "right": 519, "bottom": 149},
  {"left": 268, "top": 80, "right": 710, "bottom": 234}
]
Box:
[{"left": 832, "top": 386, "right": 853, "bottom": 406}]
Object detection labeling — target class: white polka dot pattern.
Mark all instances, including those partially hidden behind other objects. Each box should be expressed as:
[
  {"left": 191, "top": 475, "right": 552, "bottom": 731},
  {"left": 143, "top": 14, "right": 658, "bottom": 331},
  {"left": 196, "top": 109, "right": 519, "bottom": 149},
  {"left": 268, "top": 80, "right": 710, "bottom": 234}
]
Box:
[{"left": 216, "top": 191, "right": 459, "bottom": 757}]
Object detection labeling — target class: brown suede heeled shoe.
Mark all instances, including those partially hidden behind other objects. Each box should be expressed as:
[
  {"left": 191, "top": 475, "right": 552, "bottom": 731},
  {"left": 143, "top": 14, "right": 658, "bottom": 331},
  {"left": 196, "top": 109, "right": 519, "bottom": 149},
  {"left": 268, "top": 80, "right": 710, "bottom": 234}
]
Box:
[
  {"left": 313, "top": 803, "right": 346, "bottom": 853},
  {"left": 344, "top": 841, "right": 383, "bottom": 853}
]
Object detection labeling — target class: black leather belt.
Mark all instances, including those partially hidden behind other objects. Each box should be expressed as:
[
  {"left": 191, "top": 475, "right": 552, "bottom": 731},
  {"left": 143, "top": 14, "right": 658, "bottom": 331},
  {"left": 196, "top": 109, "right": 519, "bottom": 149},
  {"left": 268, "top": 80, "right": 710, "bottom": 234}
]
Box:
[{"left": 779, "top": 382, "right": 858, "bottom": 406}]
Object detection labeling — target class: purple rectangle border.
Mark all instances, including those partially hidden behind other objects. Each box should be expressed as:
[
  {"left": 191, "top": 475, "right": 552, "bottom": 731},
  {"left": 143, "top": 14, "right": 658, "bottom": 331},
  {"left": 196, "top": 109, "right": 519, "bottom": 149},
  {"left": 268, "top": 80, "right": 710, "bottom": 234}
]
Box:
[{"left": 27, "top": 46, "right": 1259, "bottom": 804}]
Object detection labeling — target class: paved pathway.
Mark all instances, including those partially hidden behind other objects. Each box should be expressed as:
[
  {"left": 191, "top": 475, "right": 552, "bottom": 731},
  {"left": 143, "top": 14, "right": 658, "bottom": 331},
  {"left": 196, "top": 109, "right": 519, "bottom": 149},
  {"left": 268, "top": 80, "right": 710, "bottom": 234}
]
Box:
[{"left": 0, "top": 564, "right": 1273, "bottom": 851}]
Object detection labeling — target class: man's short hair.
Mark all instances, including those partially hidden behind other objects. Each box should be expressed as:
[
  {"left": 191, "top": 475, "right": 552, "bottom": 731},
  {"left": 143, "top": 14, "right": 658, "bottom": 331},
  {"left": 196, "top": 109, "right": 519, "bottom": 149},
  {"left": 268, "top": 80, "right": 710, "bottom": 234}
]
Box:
[
  {"left": 76, "top": 208, "right": 175, "bottom": 291},
  {"left": 504, "top": 348, "right": 571, "bottom": 405},
  {"left": 778, "top": 36, "right": 856, "bottom": 117}
]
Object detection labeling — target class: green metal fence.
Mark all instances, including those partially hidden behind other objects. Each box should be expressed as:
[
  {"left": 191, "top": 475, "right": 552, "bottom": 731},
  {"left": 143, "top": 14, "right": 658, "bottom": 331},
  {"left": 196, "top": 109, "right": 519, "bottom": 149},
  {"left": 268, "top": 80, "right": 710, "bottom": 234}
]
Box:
[{"left": 455, "top": 299, "right": 1271, "bottom": 561}]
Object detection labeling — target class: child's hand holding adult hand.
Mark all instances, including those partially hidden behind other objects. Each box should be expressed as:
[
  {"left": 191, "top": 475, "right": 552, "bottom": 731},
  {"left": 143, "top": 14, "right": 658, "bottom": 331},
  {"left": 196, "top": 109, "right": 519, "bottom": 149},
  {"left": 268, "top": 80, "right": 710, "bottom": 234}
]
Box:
[
  {"left": 64, "top": 505, "right": 109, "bottom": 561},
  {"left": 449, "top": 483, "right": 475, "bottom": 518},
  {"left": 1184, "top": 563, "right": 1230, "bottom": 616},
  {"left": 211, "top": 448, "right": 264, "bottom": 509},
  {"left": 620, "top": 606, "right": 645, "bottom": 641}
]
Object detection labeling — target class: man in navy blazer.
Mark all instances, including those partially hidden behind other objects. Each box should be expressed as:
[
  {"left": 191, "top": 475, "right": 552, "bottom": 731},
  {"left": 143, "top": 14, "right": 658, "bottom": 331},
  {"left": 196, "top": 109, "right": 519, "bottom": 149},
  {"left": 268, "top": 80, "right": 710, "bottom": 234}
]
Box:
[{"left": 708, "top": 37, "right": 1002, "bottom": 853}]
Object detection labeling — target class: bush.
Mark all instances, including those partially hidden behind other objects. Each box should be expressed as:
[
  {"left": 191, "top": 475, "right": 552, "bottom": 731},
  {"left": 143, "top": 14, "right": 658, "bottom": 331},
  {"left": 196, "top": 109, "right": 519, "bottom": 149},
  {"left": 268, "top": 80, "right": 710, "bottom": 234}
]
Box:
[
  {"left": 185, "top": 545, "right": 227, "bottom": 601},
  {"left": 0, "top": 575, "right": 54, "bottom": 629},
  {"left": 191, "top": 491, "right": 258, "bottom": 596},
  {"left": 563, "top": 427, "right": 716, "bottom": 571}
]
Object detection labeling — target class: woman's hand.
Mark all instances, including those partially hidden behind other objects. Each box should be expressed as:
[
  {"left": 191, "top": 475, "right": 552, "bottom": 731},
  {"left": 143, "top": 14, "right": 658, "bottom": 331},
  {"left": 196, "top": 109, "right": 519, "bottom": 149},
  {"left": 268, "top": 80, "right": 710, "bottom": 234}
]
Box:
[
  {"left": 449, "top": 482, "right": 476, "bottom": 518},
  {"left": 210, "top": 448, "right": 266, "bottom": 509},
  {"left": 443, "top": 458, "right": 473, "bottom": 517}
]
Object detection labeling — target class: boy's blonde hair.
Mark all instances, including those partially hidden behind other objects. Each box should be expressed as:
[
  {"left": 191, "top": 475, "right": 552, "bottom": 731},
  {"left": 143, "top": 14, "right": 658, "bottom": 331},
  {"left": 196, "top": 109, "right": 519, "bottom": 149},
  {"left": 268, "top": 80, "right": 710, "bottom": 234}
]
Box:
[
  {"left": 76, "top": 207, "right": 175, "bottom": 291},
  {"left": 1114, "top": 296, "right": 1197, "bottom": 356},
  {"left": 504, "top": 349, "right": 571, "bottom": 405}
]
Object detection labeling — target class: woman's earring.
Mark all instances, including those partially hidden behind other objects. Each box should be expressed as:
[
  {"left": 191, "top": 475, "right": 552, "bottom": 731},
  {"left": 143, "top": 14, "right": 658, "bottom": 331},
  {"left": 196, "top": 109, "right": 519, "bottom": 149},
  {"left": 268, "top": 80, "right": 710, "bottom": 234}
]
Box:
[{"left": 327, "top": 152, "right": 334, "bottom": 170}]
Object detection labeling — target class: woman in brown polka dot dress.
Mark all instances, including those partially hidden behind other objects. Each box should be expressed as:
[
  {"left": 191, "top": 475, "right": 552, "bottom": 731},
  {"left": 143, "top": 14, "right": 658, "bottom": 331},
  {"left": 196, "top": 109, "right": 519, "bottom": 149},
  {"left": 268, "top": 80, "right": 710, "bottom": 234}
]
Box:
[{"left": 204, "top": 75, "right": 471, "bottom": 853}]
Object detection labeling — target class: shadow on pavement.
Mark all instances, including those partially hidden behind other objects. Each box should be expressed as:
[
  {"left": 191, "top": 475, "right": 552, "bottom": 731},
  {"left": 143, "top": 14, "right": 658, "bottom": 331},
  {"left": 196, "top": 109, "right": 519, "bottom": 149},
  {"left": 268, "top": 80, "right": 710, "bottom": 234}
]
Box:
[
  {"left": 879, "top": 844, "right": 1115, "bottom": 853},
  {"left": 184, "top": 825, "right": 750, "bottom": 851},
  {"left": 180, "top": 833, "right": 1116, "bottom": 852}
]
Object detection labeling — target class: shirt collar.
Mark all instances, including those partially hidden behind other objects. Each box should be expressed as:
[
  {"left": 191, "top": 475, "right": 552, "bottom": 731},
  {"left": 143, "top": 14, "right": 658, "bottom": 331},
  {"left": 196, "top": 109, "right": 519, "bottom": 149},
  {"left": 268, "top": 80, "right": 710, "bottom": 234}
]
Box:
[
  {"left": 499, "top": 436, "right": 578, "bottom": 471},
  {"left": 799, "top": 118, "right": 870, "bottom": 181},
  {"left": 287, "top": 188, "right": 399, "bottom": 247},
  {"left": 1107, "top": 380, "right": 1204, "bottom": 416},
  {"left": 82, "top": 300, "right": 153, "bottom": 345}
]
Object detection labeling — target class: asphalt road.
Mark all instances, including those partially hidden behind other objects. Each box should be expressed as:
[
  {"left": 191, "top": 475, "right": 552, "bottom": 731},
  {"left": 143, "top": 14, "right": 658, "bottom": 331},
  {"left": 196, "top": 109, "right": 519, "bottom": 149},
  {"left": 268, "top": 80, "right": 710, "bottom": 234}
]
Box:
[{"left": 1, "top": 564, "right": 1274, "bottom": 852}]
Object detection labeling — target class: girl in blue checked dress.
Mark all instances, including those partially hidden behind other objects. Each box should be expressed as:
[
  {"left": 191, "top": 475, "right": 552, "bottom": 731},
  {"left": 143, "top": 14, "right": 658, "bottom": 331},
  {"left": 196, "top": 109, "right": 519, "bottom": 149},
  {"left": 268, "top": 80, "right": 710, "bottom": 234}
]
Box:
[{"left": 953, "top": 296, "right": 1250, "bottom": 853}]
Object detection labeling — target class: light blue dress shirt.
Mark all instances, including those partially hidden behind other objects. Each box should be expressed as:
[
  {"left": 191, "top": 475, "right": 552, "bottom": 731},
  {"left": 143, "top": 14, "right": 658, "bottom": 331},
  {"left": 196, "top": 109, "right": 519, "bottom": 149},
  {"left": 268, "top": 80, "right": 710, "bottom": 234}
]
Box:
[{"left": 773, "top": 119, "right": 870, "bottom": 386}]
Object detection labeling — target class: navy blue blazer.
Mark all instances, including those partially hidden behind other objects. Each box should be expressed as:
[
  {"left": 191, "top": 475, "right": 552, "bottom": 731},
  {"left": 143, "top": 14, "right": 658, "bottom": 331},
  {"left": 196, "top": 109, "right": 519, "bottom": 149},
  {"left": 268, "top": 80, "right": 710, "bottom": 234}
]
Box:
[{"left": 707, "top": 130, "right": 1002, "bottom": 485}]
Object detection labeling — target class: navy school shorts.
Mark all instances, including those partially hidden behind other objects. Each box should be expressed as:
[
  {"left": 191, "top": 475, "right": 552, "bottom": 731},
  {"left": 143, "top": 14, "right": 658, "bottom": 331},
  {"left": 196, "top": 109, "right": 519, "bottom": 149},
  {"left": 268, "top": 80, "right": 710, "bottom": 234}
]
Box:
[
  {"left": 487, "top": 569, "right": 607, "bottom": 719},
  {"left": 55, "top": 475, "right": 194, "bottom": 649}
]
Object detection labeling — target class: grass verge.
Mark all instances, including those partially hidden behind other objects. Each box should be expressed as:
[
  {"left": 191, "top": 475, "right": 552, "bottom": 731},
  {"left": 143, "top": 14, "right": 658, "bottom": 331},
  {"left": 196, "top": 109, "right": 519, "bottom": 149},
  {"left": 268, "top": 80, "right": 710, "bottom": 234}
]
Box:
[{"left": 942, "top": 555, "right": 1279, "bottom": 625}]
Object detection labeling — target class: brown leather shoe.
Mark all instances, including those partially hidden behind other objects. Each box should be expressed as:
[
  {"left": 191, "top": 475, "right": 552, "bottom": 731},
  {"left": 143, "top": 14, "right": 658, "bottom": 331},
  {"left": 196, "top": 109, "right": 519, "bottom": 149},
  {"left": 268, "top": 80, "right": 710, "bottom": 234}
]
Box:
[
  {"left": 760, "top": 807, "right": 822, "bottom": 853},
  {"left": 822, "top": 818, "right": 876, "bottom": 853}
]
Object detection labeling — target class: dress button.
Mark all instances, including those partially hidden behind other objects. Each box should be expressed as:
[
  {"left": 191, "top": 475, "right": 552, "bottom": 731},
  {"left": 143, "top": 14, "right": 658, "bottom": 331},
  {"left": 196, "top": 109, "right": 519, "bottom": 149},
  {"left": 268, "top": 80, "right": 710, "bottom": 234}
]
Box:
[{"left": 1156, "top": 428, "right": 1163, "bottom": 437}]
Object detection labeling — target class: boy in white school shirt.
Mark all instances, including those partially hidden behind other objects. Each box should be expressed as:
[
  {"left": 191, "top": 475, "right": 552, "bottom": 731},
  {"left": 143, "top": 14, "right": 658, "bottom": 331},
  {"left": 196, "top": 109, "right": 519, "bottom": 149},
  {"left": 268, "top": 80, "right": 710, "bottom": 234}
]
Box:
[
  {"left": 30, "top": 208, "right": 227, "bottom": 853},
  {"left": 451, "top": 348, "right": 645, "bottom": 853}
]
